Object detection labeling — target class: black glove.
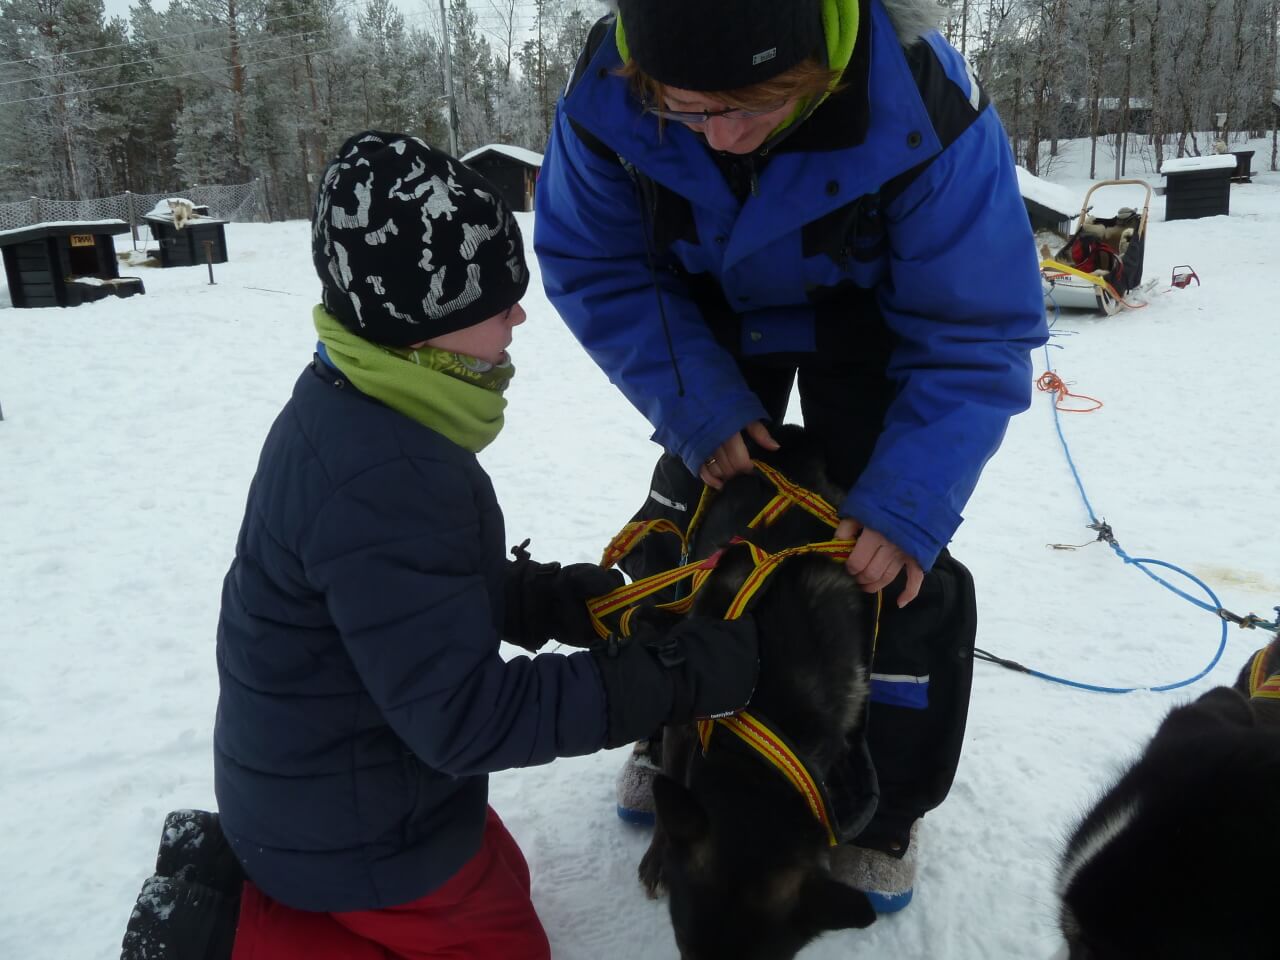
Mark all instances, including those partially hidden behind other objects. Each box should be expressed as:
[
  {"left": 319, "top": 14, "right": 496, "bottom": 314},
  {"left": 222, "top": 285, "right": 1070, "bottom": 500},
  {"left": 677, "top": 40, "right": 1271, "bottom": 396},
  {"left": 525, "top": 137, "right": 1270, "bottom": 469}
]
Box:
[
  {"left": 503, "top": 540, "right": 625, "bottom": 652},
  {"left": 590, "top": 615, "right": 759, "bottom": 749}
]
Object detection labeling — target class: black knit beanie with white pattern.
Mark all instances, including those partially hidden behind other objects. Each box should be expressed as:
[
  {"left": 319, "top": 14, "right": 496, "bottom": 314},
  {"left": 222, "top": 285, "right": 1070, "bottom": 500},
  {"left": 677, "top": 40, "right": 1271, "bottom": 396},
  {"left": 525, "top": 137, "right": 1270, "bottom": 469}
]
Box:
[{"left": 312, "top": 131, "right": 530, "bottom": 347}]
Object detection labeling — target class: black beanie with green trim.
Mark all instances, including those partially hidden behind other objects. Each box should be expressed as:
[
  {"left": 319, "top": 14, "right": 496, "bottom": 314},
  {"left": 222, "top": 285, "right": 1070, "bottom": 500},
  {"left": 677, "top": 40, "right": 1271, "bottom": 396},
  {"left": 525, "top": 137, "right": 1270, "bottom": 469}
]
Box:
[{"left": 616, "top": 0, "right": 825, "bottom": 92}]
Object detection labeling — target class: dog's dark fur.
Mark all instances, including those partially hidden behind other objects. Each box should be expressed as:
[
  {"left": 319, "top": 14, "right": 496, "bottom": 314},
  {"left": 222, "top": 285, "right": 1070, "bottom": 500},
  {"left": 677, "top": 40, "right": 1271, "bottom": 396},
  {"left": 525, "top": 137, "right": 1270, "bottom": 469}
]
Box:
[
  {"left": 1056, "top": 644, "right": 1280, "bottom": 960},
  {"left": 635, "top": 425, "right": 876, "bottom": 960}
]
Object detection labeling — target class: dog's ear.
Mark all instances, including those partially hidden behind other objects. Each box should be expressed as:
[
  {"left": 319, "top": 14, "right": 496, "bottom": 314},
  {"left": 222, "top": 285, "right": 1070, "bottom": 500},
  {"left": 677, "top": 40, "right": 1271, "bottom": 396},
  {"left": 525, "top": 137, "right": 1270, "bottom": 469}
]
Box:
[
  {"left": 652, "top": 774, "right": 709, "bottom": 845},
  {"left": 792, "top": 872, "right": 876, "bottom": 933}
]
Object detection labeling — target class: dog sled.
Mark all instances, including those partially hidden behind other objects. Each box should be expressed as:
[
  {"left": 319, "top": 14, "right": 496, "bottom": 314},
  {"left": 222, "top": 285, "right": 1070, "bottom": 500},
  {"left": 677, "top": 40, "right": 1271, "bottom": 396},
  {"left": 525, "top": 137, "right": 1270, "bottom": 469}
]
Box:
[{"left": 1040, "top": 179, "right": 1152, "bottom": 316}]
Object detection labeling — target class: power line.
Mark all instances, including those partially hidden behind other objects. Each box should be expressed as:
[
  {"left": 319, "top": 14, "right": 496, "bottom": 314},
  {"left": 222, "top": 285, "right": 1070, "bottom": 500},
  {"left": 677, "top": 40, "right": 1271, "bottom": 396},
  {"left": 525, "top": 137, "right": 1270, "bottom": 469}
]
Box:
[
  {"left": 0, "top": 46, "right": 338, "bottom": 107},
  {"left": 0, "top": 29, "right": 325, "bottom": 88},
  {"left": 0, "top": 10, "right": 315, "bottom": 68}
]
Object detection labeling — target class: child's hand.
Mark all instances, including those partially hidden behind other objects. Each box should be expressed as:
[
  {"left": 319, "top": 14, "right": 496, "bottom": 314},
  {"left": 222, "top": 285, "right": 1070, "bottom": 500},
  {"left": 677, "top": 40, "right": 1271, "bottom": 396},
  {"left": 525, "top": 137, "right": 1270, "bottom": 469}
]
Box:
[
  {"left": 503, "top": 546, "right": 623, "bottom": 651},
  {"left": 545, "top": 563, "right": 625, "bottom": 647}
]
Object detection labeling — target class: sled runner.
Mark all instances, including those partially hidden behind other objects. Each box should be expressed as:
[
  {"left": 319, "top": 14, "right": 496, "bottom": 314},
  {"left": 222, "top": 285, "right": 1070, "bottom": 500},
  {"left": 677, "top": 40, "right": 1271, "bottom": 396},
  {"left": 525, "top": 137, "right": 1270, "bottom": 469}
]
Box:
[{"left": 1040, "top": 179, "right": 1152, "bottom": 316}]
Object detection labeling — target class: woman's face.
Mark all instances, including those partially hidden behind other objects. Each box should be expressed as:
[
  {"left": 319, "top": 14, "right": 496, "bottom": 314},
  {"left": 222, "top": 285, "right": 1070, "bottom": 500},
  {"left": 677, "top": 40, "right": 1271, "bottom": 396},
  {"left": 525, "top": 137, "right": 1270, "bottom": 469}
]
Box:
[{"left": 662, "top": 86, "right": 798, "bottom": 154}]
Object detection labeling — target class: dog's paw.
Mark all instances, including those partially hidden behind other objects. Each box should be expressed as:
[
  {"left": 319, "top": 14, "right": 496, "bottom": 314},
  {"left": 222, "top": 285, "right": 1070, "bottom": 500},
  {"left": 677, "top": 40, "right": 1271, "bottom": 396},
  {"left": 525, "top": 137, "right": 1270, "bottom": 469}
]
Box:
[{"left": 638, "top": 844, "right": 666, "bottom": 899}]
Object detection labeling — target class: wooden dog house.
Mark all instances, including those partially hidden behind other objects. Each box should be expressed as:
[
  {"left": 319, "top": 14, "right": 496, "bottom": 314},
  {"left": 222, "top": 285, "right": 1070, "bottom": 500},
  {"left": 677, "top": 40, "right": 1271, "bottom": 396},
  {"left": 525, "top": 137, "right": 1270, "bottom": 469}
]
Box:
[
  {"left": 1160, "top": 155, "right": 1236, "bottom": 221},
  {"left": 144, "top": 204, "right": 230, "bottom": 268},
  {"left": 0, "top": 220, "right": 144, "bottom": 308}
]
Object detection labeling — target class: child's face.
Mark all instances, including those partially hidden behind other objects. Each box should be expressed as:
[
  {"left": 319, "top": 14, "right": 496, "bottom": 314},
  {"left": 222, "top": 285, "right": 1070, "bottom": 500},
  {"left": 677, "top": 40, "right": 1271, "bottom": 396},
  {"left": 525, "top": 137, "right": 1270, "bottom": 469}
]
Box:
[{"left": 422, "top": 302, "right": 526, "bottom": 364}]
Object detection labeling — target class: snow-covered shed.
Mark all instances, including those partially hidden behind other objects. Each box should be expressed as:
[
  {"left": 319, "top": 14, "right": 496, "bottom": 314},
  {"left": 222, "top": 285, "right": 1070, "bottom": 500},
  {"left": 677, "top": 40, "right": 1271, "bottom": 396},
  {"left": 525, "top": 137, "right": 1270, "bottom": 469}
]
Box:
[
  {"left": 461, "top": 144, "right": 543, "bottom": 213},
  {"left": 0, "top": 219, "right": 143, "bottom": 307},
  {"left": 1160, "top": 155, "right": 1236, "bottom": 221},
  {"left": 1015, "top": 166, "right": 1078, "bottom": 237}
]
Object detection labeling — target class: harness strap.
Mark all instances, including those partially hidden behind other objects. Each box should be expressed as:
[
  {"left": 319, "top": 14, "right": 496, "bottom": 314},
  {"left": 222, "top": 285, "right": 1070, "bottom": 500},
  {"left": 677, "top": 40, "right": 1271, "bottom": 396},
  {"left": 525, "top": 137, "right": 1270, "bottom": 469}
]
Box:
[
  {"left": 697, "top": 712, "right": 839, "bottom": 846},
  {"left": 1040, "top": 258, "right": 1123, "bottom": 301},
  {"left": 751, "top": 461, "right": 842, "bottom": 529},
  {"left": 1247, "top": 641, "right": 1280, "bottom": 700}
]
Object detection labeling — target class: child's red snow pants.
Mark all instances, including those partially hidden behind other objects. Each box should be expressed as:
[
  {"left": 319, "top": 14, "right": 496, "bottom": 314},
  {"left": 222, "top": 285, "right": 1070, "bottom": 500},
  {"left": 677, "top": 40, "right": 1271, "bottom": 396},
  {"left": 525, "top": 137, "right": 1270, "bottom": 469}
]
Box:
[{"left": 230, "top": 807, "right": 550, "bottom": 960}]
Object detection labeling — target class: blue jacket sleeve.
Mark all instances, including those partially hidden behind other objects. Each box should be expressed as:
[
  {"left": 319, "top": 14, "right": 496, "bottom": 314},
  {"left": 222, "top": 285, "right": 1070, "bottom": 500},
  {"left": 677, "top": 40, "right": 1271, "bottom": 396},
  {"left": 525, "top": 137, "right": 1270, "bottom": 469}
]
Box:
[
  {"left": 841, "top": 104, "right": 1048, "bottom": 568},
  {"left": 534, "top": 106, "right": 768, "bottom": 472},
  {"left": 300, "top": 457, "right": 608, "bottom": 776}
]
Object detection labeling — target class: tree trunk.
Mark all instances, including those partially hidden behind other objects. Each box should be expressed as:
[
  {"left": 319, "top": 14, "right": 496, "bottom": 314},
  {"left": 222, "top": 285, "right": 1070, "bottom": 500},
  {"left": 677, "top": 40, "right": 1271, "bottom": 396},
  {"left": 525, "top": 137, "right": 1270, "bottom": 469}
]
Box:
[
  {"left": 1270, "top": 0, "right": 1279, "bottom": 170},
  {"left": 1118, "top": 0, "right": 1136, "bottom": 177},
  {"left": 227, "top": 0, "right": 247, "bottom": 178},
  {"left": 1148, "top": 0, "right": 1165, "bottom": 171}
]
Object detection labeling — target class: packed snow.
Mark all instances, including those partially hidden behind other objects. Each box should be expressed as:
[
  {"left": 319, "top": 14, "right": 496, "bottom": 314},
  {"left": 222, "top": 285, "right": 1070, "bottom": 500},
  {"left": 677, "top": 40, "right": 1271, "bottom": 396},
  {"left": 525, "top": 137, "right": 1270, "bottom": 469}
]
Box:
[{"left": 2, "top": 137, "right": 1277, "bottom": 959}]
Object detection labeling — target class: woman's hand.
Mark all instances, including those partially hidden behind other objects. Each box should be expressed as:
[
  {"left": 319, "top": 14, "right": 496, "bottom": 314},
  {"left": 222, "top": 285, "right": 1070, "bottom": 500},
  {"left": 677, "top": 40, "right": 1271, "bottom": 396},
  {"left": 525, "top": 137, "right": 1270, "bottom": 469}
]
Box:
[
  {"left": 698, "top": 421, "right": 780, "bottom": 489},
  {"left": 833, "top": 517, "right": 924, "bottom": 607}
]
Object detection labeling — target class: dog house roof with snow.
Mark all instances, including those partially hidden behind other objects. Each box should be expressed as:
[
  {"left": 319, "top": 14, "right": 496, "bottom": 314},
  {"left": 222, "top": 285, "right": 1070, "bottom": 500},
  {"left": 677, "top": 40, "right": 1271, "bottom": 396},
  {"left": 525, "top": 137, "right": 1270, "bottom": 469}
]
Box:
[
  {"left": 1015, "top": 166, "right": 1078, "bottom": 237},
  {"left": 1160, "top": 155, "right": 1236, "bottom": 221},
  {"left": 144, "top": 204, "right": 230, "bottom": 268},
  {"left": 460, "top": 144, "right": 543, "bottom": 213},
  {"left": 0, "top": 219, "right": 144, "bottom": 308}
]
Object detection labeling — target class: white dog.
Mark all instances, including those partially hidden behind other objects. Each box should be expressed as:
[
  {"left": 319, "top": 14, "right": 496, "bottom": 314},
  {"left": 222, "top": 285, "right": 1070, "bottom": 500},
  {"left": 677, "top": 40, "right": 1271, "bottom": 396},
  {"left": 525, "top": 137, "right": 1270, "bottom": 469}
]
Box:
[{"left": 167, "top": 198, "right": 195, "bottom": 230}]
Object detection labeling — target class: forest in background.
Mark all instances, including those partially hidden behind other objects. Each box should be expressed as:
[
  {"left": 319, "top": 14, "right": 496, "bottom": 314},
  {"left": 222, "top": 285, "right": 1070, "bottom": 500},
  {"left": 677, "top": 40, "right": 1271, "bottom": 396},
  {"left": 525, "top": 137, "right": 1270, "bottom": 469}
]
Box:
[{"left": 1, "top": 0, "right": 1276, "bottom": 220}]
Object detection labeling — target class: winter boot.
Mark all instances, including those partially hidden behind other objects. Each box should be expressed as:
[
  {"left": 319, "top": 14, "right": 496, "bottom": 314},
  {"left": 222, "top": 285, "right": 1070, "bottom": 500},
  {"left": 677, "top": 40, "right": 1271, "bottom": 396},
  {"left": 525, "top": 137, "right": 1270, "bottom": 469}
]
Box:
[
  {"left": 154, "top": 809, "right": 243, "bottom": 895},
  {"left": 120, "top": 874, "right": 239, "bottom": 960},
  {"left": 615, "top": 732, "right": 663, "bottom": 826},
  {"left": 120, "top": 810, "right": 244, "bottom": 960},
  {"left": 830, "top": 820, "right": 920, "bottom": 914}
]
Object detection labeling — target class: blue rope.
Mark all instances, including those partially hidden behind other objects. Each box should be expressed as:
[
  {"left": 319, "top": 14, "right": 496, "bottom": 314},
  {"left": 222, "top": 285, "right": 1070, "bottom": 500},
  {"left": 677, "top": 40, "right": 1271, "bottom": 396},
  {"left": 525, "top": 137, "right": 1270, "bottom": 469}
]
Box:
[{"left": 1022, "top": 336, "right": 1274, "bottom": 693}]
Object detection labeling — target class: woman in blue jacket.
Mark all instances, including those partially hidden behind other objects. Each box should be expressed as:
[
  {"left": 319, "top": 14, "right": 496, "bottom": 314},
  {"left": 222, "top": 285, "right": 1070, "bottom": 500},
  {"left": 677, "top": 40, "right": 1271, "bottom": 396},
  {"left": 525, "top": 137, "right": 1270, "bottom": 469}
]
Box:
[{"left": 534, "top": 0, "right": 1049, "bottom": 912}]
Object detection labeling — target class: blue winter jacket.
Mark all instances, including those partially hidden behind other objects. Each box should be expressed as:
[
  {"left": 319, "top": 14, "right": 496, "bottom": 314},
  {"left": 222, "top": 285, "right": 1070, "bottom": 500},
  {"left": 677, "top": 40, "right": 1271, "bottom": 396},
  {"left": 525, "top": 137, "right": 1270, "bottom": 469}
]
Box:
[
  {"left": 214, "top": 359, "right": 608, "bottom": 912},
  {"left": 534, "top": 0, "right": 1048, "bottom": 569}
]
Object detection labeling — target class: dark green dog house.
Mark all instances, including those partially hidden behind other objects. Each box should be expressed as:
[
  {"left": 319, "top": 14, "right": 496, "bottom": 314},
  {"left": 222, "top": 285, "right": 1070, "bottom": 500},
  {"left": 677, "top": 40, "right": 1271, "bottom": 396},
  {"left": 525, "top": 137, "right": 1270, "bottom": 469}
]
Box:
[
  {"left": 0, "top": 220, "right": 144, "bottom": 307},
  {"left": 144, "top": 205, "right": 230, "bottom": 268}
]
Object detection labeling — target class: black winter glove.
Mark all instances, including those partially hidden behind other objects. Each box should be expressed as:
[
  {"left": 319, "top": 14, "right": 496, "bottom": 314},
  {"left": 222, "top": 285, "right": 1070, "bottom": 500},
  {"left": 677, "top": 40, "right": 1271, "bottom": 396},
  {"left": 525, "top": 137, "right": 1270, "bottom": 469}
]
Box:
[
  {"left": 590, "top": 615, "right": 759, "bottom": 749},
  {"left": 503, "top": 540, "right": 625, "bottom": 652}
]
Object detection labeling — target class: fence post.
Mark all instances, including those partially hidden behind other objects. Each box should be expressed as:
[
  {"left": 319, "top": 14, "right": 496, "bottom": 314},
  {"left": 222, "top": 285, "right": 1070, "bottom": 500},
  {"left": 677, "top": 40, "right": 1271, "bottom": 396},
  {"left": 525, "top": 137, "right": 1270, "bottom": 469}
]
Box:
[
  {"left": 30, "top": 196, "right": 39, "bottom": 226},
  {"left": 125, "top": 190, "right": 138, "bottom": 248},
  {"left": 256, "top": 177, "right": 270, "bottom": 223}
]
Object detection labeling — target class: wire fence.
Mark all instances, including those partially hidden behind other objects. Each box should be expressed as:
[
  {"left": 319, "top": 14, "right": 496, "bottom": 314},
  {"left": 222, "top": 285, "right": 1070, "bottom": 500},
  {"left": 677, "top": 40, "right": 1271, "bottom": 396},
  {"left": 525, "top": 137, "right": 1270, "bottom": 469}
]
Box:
[{"left": 0, "top": 179, "right": 268, "bottom": 233}]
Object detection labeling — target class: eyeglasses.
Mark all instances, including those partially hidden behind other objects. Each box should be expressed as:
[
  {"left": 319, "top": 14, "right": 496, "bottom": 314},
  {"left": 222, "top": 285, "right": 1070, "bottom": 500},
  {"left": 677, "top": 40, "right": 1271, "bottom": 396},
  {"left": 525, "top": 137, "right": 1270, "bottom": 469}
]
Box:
[{"left": 643, "top": 101, "right": 790, "bottom": 124}]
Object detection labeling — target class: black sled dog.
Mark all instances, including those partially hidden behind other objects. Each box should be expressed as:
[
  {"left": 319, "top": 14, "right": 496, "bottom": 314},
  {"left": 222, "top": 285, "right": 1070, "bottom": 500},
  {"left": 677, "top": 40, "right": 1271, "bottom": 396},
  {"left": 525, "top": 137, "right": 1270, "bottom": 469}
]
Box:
[
  {"left": 632, "top": 425, "right": 878, "bottom": 960},
  {"left": 1054, "top": 637, "right": 1280, "bottom": 960}
]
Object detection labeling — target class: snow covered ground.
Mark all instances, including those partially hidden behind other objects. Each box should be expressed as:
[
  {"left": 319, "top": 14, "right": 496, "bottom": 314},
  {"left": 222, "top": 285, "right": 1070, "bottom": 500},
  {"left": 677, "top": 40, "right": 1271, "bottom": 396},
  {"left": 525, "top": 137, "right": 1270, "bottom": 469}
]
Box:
[{"left": 2, "top": 136, "right": 1277, "bottom": 959}]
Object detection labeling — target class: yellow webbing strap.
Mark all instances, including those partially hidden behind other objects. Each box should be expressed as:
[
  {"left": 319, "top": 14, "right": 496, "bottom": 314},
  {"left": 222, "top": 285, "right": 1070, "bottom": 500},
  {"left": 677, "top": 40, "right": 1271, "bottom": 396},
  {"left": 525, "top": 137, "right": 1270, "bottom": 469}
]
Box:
[
  {"left": 697, "top": 712, "right": 838, "bottom": 846},
  {"left": 599, "top": 518, "right": 686, "bottom": 570},
  {"left": 1247, "top": 642, "right": 1280, "bottom": 700},
  {"left": 723, "top": 539, "right": 853, "bottom": 619},
  {"left": 1040, "top": 258, "right": 1123, "bottom": 300},
  {"left": 586, "top": 554, "right": 719, "bottom": 639},
  {"left": 751, "top": 461, "right": 842, "bottom": 529},
  {"left": 595, "top": 460, "right": 842, "bottom": 576}
]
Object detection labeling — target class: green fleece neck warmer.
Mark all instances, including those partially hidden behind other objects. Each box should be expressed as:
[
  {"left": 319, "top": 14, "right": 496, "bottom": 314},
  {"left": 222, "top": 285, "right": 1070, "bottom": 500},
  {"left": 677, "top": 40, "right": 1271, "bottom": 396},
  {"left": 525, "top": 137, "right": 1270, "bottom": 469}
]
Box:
[
  {"left": 313, "top": 306, "right": 513, "bottom": 452},
  {"left": 615, "top": 0, "right": 858, "bottom": 136}
]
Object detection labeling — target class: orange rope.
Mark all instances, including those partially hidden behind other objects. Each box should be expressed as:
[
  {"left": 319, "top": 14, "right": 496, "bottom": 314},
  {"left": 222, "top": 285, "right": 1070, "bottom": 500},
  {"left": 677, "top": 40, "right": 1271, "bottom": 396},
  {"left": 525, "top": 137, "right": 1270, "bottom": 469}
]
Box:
[{"left": 1037, "top": 371, "right": 1103, "bottom": 413}]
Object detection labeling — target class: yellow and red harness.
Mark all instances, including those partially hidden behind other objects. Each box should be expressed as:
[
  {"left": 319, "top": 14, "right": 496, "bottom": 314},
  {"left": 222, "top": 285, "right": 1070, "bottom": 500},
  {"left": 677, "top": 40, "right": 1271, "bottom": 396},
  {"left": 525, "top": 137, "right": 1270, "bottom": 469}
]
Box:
[
  {"left": 1245, "top": 639, "right": 1280, "bottom": 700},
  {"left": 586, "top": 461, "right": 881, "bottom": 846}
]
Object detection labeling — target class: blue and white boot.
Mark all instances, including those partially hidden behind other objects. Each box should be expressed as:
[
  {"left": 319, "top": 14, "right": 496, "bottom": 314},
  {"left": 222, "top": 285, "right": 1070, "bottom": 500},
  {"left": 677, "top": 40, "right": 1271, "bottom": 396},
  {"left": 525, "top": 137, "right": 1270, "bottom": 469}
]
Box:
[
  {"left": 615, "top": 736, "right": 661, "bottom": 826},
  {"left": 830, "top": 821, "right": 919, "bottom": 914}
]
